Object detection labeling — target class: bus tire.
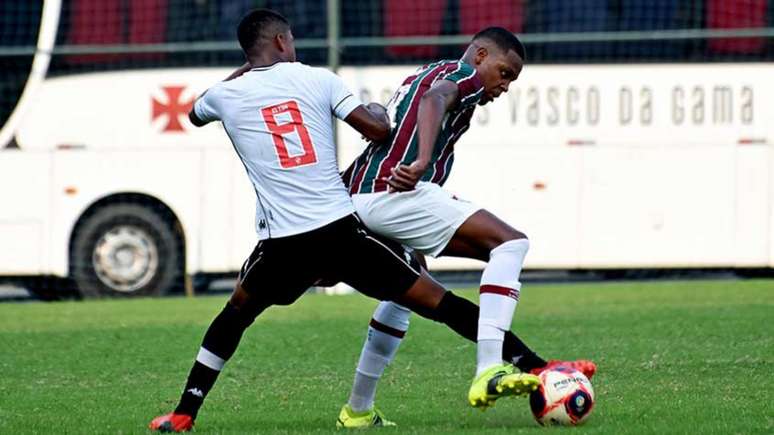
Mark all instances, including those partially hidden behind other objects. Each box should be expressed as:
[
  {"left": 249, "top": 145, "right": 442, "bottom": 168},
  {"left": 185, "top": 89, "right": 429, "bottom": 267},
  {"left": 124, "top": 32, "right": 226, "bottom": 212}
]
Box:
[{"left": 70, "top": 203, "right": 183, "bottom": 298}]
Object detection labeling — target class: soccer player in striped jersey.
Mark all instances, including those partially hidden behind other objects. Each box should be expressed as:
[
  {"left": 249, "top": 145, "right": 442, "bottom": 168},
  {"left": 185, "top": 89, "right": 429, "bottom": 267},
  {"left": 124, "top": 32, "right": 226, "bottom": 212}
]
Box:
[{"left": 337, "top": 28, "right": 596, "bottom": 427}]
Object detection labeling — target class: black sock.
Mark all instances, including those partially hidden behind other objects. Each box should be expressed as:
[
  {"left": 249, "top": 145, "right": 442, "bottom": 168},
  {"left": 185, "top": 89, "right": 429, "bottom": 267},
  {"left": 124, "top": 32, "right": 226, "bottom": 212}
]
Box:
[
  {"left": 420, "top": 292, "right": 547, "bottom": 372},
  {"left": 175, "top": 361, "right": 220, "bottom": 418},
  {"left": 174, "top": 302, "right": 261, "bottom": 418},
  {"left": 503, "top": 331, "right": 547, "bottom": 372}
]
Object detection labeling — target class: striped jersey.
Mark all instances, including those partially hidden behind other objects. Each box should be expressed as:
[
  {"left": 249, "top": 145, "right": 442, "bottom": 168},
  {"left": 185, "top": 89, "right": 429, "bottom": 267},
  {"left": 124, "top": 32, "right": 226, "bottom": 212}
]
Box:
[{"left": 344, "top": 60, "right": 484, "bottom": 194}]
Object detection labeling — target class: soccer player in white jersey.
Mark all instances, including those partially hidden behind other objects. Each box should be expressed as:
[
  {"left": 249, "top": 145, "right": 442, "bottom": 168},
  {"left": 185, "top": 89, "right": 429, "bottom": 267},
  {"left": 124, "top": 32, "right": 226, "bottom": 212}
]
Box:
[
  {"left": 338, "top": 28, "right": 597, "bottom": 425},
  {"left": 148, "top": 10, "right": 539, "bottom": 432}
]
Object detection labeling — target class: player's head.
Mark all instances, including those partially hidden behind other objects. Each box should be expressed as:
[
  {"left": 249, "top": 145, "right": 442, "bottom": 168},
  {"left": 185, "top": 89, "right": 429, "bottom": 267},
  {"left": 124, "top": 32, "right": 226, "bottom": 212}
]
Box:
[
  {"left": 237, "top": 9, "right": 296, "bottom": 63},
  {"left": 464, "top": 27, "right": 525, "bottom": 105}
]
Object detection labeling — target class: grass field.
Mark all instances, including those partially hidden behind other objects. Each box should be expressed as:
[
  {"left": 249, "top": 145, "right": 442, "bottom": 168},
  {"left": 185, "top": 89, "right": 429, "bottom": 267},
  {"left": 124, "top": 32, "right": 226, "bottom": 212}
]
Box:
[{"left": 1, "top": 280, "right": 772, "bottom": 434}]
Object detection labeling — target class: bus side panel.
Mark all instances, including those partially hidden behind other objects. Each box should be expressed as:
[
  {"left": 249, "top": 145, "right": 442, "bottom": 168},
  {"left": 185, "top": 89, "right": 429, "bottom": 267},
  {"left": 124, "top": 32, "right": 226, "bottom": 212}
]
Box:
[
  {"left": 432, "top": 144, "right": 583, "bottom": 270},
  {"left": 769, "top": 146, "right": 774, "bottom": 268},
  {"left": 735, "top": 144, "right": 770, "bottom": 266},
  {"left": 197, "top": 147, "right": 245, "bottom": 273},
  {"left": 578, "top": 144, "right": 736, "bottom": 267},
  {"left": 47, "top": 149, "right": 207, "bottom": 277},
  {"left": 230, "top": 157, "right": 260, "bottom": 269},
  {"left": 0, "top": 150, "right": 52, "bottom": 274}
]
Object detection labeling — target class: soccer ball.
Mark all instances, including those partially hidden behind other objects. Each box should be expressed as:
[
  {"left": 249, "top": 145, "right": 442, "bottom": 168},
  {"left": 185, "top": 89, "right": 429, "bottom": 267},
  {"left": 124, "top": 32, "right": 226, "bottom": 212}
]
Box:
[{"left": 529, "top": 367, "right": 595, "bottom": 426}]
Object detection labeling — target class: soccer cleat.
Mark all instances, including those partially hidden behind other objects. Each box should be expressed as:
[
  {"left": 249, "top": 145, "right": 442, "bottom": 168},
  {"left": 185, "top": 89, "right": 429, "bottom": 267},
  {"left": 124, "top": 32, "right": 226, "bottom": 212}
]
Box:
[
  {"left": 531, "top": 360, "right": 597, "bottom": 380},
  {"left": 149, "top": 412, "right": 194, "bottom": 432},
  {"left": 468, "top": 363, "right": 540, "bottom": 410},
  {"left": 336, "top": 404, "right": 396, "bottom": 429}
]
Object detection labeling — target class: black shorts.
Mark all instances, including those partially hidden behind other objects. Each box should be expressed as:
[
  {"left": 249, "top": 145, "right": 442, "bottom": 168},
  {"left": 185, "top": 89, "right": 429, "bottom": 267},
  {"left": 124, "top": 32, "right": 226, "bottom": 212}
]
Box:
[{"left": 237, "top": 214, "right": 422, "bottom": 307}]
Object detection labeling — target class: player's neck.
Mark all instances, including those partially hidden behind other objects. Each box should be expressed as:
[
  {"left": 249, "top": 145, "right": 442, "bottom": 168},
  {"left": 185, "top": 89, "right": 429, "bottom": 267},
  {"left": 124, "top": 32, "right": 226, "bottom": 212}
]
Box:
[
  {"left": 248, "top": 53, "right": 288, "bottom": 69},
  {"left": 460, "top": 51, "right": 475, "bottom": 65}
]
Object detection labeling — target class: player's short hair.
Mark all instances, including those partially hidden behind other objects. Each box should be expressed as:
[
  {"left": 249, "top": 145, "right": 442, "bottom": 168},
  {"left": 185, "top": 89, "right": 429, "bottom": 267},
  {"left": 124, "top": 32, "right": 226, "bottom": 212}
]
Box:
[
  {"left": 237, "top": 9, "right": 290, "bottom": 54},
  {"left": 473, "top": 27, "right": 526, "bottom": 61}
]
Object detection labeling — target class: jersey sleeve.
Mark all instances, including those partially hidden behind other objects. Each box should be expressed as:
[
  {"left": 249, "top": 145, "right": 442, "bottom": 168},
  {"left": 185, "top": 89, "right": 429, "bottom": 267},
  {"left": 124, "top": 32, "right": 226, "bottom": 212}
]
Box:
[
  {"left": 193, "top": 86, "right": 221, "bottom": 123},
  {"left": 321, "top": 69, "right": 363, "bottom": 120},
  {"left": 440, "top": 62, "right": 485, "bottom": 108}
]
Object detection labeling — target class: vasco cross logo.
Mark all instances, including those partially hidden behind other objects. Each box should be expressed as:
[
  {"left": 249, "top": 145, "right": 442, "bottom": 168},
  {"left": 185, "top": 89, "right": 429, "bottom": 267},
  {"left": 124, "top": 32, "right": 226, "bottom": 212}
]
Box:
[{"left": 151, "top": 86, "right": 195, "bottom": 133}]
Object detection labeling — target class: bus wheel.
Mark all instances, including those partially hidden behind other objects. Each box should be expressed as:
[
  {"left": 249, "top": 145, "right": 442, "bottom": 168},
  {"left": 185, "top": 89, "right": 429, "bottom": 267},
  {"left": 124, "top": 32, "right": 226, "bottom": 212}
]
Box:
[{"left": 70, "top": 203, "right": 183, "bottom": 298}]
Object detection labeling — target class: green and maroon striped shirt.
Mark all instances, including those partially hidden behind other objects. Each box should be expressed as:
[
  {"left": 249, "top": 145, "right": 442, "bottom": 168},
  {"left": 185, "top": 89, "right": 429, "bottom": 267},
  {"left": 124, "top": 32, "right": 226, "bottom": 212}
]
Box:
[{"left": 344, "top": 60, "right": 484, "bottom": 194}]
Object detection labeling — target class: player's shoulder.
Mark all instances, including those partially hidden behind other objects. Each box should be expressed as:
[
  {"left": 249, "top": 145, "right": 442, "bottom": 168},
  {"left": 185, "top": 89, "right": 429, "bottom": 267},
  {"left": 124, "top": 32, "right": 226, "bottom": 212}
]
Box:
[
  {"left": 282, "top": 62, "right": 334, "bottom": 78},
  {"left": 444, "top": 59, "right": 477, "bottom": 77},
  {"left": 429, "top": 59, "right": 471, "bottom": 71},
  {"left": 199, "top": 80, "right": 227, "bottom": 102},
  {"left": 423, "top": 60, "right": 477, "bottom": 83},
  {"left": 438, "top": 60, "right": 481, "bottom": 92}
]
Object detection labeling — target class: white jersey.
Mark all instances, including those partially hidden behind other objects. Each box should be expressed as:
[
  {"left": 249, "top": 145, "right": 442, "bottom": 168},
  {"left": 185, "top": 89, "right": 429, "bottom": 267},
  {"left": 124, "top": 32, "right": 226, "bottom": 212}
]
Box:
[{"left": 194, "top": 62, "right": 362, "bottom": 239}]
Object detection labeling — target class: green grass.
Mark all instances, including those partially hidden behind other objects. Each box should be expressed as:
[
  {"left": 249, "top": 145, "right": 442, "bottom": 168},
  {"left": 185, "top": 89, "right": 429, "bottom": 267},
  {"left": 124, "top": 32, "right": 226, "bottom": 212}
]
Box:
[{"left": 1, "top": 280, "right": 772, "bottom": 434}]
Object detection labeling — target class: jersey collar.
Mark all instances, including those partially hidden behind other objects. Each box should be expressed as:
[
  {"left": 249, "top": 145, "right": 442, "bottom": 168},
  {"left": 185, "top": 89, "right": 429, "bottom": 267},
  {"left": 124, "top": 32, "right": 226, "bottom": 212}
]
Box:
[{"left": 250, "top": 62, "right": 281, "bottom": 71}]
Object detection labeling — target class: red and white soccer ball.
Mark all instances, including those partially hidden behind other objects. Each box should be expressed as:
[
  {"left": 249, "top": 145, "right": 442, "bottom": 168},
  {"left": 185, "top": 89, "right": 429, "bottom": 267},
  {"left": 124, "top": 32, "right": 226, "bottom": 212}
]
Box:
[{"left": 529, "top": 367, "right": 595, "bottom": 426}]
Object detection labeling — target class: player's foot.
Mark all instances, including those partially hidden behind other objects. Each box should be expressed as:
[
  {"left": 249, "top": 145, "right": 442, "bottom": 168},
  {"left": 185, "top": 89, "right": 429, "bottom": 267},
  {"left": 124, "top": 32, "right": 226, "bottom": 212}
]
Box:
[
  {"left": 149, "top": 412, "right": 194, "bottom": 432},
  {"left": 336, "top": 404, "right": 396, "bottom": 429},
  {"left": 468, "top": 363, "right": 540, "bottom": 410},
  {"left": 531, "top": 359, "right": 597, "bottom": 380}
]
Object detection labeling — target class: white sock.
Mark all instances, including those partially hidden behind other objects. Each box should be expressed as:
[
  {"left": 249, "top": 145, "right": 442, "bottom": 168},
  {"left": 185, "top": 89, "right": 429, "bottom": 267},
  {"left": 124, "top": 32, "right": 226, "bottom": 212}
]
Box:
[
  {"left": 476, "top": 238, "right": 529, "bottom": 376},
  {"left": 476, "top": 339, "right": 503, "bottom": 376},
  {"left": 348, "top": 302, "right": 411, "bottom": 412},
  {"left": 349, "top": 351, "right": 386, "bottom": 413}
]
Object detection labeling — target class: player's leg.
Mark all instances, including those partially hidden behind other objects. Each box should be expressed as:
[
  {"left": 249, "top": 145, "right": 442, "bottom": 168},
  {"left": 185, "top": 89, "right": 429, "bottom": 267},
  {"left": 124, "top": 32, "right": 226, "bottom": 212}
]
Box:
[
  {"left": 338, "top": 300, "right": 409, "bottom": 428},
  {"left": 353, "top": 186, "right": 548, "bottom": 372},
  {"left": 344, "top": 250, "right": 425, "bottom": 416},
  {"left": 346, "top": 250, "right": 546, "bottom": 410},
  {"left": 440, "top": 208, "right": 526, "bottom": 261},
  {"left": 149, "top": 281, "right": 271, "bottom": 432},
  {"left": 337, "top": 221, "right": 538, "bottom": 424},
  {"left": 442, "top": 211, "right": 597, "bottom": 380},
  {"left": 442, "top": 209, "right": 529, "bottom": 377},
  {"left": 440, "top": 210, "right": 594, "bottom": 404},
  {"left": 347, "top": 301, "right": 411, "bottom": 415},
  {"left": 346, "top": 187, "right": 544, "bottom": 408},
  {"left": 391, "top": 268, "right": 541, "bottom": 410},
  {"left": 150, "top": 240, "right": 317, "bottom": 432},
  {"left": 439, "top": 209, "right": 533, "bottom": 408}
]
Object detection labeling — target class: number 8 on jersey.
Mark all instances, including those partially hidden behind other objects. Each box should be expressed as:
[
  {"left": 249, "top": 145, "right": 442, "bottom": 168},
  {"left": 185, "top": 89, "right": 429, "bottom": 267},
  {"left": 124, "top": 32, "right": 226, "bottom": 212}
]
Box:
[{"left": 261, "top": 100, "right": 318, "bottom": 169}]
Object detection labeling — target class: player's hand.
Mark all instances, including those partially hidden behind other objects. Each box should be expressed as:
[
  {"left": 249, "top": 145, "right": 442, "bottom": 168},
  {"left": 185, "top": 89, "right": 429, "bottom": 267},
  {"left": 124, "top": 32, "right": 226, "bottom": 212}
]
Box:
[{"left": 383, "top": 160, "right": 428, "bottom": 192}]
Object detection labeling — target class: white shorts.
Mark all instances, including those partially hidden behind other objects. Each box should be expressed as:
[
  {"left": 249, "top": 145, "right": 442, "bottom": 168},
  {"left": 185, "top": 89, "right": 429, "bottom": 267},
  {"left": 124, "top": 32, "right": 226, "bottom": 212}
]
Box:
[{"left": 351, "top": 182, "right": 481, "bottom": 257}]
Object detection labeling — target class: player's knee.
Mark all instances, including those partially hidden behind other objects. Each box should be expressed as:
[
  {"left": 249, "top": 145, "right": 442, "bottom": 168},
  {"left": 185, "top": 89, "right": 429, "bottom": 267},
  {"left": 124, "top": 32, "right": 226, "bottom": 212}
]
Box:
[
  {"left": 510, "top": 228, "right": 528, "bottom": 241},
  {"left": 227, "top": 286, "right": 269, "bottom": 327},
  {"left": 497, "top": 228, "right": 527, "bottom": 245},
  {"left": 489, "top": 230, "right": 529, "bottom": 256},
  {"left": 225, "top": 301, "right": 262, "bottom": 329},
  {"left": 480, "top": 227, "right": 527, "bottom": 254},
  {"left": 493, "top": 237, "right": 529, "bottom": 254},
  {"left": 372, "top": 301, "right": 411, "bottom": 332}
]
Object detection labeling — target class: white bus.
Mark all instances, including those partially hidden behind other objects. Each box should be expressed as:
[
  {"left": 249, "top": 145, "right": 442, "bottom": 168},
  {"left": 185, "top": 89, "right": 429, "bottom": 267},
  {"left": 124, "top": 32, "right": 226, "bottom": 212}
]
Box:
[{"left": 1, "top": 3, "right": 772, "bottom": 298}]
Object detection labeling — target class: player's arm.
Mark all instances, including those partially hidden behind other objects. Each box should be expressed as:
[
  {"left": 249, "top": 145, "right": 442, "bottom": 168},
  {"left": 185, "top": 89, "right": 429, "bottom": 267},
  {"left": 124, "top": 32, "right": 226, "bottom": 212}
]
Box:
[
  {"left": 323, "top": 66, "right": 390, "bottom": 142},
  {"left": 188, "top": 108, "right": 209, "bottom": 127},
  {"left": 385, "top": 80, "right": 459, "bottom": 192},
  {"left": 344, "top": 102, "right": 391, "bottom": 142},
  {"left": 188, "top": 88, "right": 220, "bottom": 127},
  {"left": 189, "top": 61, "right": 249, "bottom": 126}
]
